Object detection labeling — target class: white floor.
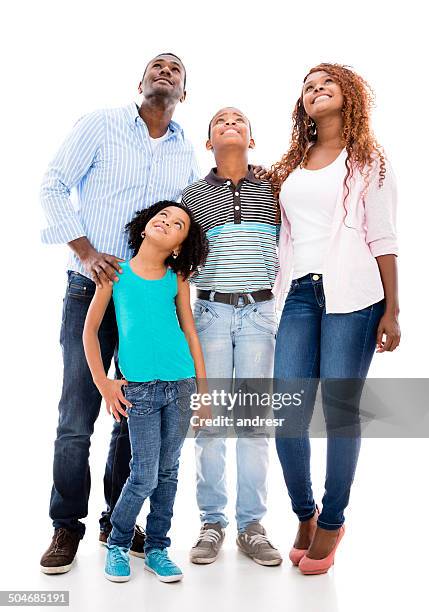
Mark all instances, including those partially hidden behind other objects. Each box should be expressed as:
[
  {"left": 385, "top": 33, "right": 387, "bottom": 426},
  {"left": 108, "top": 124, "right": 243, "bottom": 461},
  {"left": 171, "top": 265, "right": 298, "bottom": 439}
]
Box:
[{"left": 1, "top": 435, "right": 426, "bottom": 612}]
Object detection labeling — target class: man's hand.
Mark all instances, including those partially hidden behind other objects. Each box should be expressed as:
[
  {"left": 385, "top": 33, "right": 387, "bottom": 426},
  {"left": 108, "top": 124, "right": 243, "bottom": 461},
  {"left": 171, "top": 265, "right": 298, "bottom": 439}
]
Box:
[
  {"left": 96, "top": 378, "right": 132, "bottom": 422},
  {"left": 68, "top": 237, "right": 124, "bottom": 286},
  {"left": 82, "top": 250, "right": 125, "bottom": 286}
]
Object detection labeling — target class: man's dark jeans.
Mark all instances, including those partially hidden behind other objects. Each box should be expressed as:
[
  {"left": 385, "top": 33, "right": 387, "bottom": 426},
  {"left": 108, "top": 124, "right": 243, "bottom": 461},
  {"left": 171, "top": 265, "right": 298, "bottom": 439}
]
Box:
[{"left": 49, "top": 271, "right": 131, "bottom": 539}]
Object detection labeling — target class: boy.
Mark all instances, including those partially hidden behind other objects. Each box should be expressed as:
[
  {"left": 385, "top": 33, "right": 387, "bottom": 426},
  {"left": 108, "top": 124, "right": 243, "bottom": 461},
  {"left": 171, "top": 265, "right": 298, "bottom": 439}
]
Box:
[{"left": 182, "top": 108, "right": 282, "bottom": 566}]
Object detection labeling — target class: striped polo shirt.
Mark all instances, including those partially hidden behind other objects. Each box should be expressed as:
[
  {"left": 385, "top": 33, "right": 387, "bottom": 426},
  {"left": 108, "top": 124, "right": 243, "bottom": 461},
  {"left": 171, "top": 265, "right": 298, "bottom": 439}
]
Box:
[{"left": 181, "top": 167, "right": 279, "bottom": 292}]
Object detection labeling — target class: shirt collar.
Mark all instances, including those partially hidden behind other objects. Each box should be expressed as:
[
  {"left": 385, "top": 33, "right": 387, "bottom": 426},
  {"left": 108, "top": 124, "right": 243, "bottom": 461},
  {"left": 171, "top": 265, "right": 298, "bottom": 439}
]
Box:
[
  {"left": 204, "top": 165, "right": 261, "bottom": 186},
  {"left": 125, "top": 102, "right": 184, "bottom": 141}
]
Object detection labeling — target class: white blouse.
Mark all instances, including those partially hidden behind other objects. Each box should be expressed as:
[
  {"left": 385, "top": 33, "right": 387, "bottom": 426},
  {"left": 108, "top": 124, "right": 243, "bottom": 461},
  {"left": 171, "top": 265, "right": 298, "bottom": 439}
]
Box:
[{"left": 280, "top": 149, "right": 347, "bottom": 280}]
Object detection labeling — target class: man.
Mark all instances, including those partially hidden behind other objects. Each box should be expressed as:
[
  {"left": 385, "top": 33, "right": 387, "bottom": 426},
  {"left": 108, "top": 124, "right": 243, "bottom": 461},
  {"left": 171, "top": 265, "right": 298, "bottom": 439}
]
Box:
[
  {"left": 40, "top": 53, "right": 199, "bottom": 574},
  {"left": 181, "top": 108, "right": 283, "bottom": 566}
]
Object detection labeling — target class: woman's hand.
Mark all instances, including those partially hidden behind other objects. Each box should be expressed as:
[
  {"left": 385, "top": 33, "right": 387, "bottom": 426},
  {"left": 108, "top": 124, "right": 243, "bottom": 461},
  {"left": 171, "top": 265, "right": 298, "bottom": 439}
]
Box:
[
  {"left": 376, "top": 312, "right": 401, "bottom": 353},
  {"left": 253, "top": 165, "right": 271, "bottom": 180},
  {"left": 96, "top": 378, "right": 132, "bottom": 422}
]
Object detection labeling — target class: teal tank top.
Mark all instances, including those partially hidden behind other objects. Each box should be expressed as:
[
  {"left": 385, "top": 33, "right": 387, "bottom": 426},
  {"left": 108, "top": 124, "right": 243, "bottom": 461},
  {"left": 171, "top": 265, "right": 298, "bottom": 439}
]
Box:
[{"left": 112, "top": 260, "right": 195, "bottom": 382}]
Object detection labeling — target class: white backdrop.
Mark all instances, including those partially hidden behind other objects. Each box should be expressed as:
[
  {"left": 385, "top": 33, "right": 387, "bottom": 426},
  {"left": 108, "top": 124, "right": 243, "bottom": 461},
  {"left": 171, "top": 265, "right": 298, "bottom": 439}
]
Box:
[{"left": 1, "top": 1, "right": 428, "bottom": 611}]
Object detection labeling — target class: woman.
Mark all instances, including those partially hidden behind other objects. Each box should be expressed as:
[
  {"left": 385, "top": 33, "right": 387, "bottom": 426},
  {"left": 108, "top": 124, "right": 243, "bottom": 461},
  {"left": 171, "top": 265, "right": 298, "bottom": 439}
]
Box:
[{"left": 270, "top": 63, "right": 400, "bottom": 575}]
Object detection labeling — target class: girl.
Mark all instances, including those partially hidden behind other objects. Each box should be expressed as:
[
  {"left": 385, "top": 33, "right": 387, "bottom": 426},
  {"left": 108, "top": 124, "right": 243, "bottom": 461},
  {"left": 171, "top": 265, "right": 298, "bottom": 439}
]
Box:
[
  {"left": 83, "top": 200, "right": 209, "bottom": 583},
  {"left": 270, "top": 63, "right": 400, "bottom": 575}
]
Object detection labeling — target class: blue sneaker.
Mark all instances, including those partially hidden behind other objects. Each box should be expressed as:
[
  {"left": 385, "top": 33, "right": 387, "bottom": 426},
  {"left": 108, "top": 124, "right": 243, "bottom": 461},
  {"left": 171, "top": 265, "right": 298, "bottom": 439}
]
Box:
[
  {"left": 104, "top": 545, "right": 130, "bottom": 582},
  {"left": 144, "top": 549, "right": 183, "bottom": 582}
]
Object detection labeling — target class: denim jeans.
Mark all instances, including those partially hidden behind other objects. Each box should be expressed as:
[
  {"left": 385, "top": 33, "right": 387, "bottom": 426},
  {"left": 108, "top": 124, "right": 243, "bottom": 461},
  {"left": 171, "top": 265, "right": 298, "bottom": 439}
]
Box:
[
  {"left": 49, "top": 271, "right": 131, "bottom": 538},
  {"left": 274, "top": 274, "right": 385, "bottom": 530},
  {"left": 193, "top": 296, "right": 276, "bottom": 532},
  {"left": 108, "top": 378, "right": 195, "bottom": 551}
]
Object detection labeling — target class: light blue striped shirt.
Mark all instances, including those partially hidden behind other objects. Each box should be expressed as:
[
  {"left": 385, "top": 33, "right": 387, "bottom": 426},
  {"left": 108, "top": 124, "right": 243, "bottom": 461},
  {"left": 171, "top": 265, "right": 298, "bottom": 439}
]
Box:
[{"left": 40, "top": 102, "right": 200, "bottom": 276}]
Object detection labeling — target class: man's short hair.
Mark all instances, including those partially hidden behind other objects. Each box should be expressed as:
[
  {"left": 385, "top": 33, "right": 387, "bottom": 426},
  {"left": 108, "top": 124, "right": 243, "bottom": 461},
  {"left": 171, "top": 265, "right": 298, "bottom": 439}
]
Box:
[{"left": 142, "top": 52, "right": 186, "bottom": 88}]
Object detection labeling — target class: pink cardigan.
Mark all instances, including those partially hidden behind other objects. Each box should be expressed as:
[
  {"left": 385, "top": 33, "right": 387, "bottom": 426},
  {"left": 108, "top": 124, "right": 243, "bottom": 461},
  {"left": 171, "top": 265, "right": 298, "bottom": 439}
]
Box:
[{"left": 273, "top": 158, "right": 398, "bottom": 314}]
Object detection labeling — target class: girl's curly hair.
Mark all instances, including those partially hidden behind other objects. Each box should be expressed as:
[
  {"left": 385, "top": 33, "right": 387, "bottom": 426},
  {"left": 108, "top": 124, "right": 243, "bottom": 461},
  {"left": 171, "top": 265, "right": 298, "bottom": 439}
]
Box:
[
  {"left": 124, "top": 201, "right": 209, "bottom": 280},
  {"left": 270, "top": 63, "right": 385, "bottom": 218}
]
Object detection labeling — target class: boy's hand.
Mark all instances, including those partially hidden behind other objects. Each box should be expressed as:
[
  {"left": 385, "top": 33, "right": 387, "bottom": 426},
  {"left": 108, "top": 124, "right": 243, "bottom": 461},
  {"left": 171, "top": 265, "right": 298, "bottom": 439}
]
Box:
[
  {"left": 96, "top": 378, "right": 132, "bottom": 422},
  {"left": 192, "top": 402, "right": 213, "bottom": 431}
]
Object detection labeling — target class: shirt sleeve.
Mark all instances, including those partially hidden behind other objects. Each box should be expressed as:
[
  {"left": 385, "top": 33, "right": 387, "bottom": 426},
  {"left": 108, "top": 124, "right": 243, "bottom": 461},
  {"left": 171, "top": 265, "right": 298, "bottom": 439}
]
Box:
[
  {"left": 40, "top": 110, "right": 105, "bottom": 244},
  {"left": 275, "top": 223, "right": 281, "bottom": 247},
  {"left": 187, "top": 150, "right": 201, "bottom": 186},
  {"left": 180, "top": 187, "right": 190, "bottom": 207},
  {"left": 364, "top": 158, "right": 399, "bottom": 258},
  {"left": 180, "top": 187, "right": 200, "bottom": 285}
]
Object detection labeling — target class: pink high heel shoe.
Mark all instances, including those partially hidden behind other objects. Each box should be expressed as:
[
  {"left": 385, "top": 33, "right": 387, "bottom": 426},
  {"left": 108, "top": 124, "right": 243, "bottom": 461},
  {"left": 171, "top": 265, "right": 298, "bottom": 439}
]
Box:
[
  {"left": 289, "top": 507, "right": 320, "bottom": 566},
  {"left": 298, "top": 525, "right": 345, "bottom": 575}
]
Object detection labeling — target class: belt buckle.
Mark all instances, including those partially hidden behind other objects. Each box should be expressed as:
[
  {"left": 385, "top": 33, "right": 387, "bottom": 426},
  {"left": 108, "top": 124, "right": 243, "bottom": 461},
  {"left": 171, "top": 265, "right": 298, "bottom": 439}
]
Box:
[{"left": 234, "top": 293, "right": 249, "bottom": 307}]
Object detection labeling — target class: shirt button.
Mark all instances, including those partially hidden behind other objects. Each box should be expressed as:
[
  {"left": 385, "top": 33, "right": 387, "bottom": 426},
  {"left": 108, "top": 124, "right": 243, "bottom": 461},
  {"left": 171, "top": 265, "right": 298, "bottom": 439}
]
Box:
[
  {"left": 312, "top": 274, "right": 320, "bottom": 281},
  {"left": 234, "top": 206, "right": 240, "bottom": 210},
  {"left": 226, "top": 181, "right": 231, "bottom": 186},
  {"left": 235, "top": 191, "right": 239, "bottom": 196}
]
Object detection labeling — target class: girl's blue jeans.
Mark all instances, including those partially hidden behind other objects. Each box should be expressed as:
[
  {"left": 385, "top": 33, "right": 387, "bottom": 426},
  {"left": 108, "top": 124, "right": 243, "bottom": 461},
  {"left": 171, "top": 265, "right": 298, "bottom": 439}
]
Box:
[{"left": 108, "top": 378, "right": 195, "bottom": 552}]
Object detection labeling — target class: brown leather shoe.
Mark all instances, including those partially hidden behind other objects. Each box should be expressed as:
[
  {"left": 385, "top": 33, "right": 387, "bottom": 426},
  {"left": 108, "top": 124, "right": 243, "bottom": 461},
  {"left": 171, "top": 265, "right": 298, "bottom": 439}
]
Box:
[
  {"left": 40, "top": 528, "right": 81, "bottom": 574},
  {"left": 99, "top": 524, "right": 146, "bottom": 558}
]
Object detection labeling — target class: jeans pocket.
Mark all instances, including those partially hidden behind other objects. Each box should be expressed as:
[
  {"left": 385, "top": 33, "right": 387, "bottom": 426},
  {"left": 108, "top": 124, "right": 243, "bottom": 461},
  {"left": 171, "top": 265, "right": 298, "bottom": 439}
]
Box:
[
  {"left": 287, "top": 280, "right": 298, "bottom": 296},
  {"left": 247, "top": 301, "right": 278, "bottom": 336},
  {"left": 68, "top": 273, "right": 95, "bottom": 300},
  {"left": 124, "top": 382, "right": 154, "bottom": 415},
  {"left": 124, "top": 381, "right": 151, "bottom": 398},
  {"left": 177, "top": 377, "right": 197, "bottom": 410},
  {"left": 60, "top": 281, "right": 91, "bottom": 343},
  {"left": 127, "top": 399, "right": 153, "bottom": 417},
  {"left": 193, "top": 300, "right": 218, "bottom": 333}
]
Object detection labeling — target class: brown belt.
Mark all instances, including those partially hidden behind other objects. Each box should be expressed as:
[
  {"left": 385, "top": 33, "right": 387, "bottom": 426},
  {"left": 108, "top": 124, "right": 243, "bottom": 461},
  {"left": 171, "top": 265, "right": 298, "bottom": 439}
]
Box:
[{"left": 196, "top": 289, "right": 274, "bottom": 307}]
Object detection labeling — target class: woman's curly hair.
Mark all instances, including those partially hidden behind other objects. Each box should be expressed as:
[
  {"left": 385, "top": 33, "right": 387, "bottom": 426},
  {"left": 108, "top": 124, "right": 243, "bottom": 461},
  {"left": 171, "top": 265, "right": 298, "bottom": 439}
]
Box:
[
  {"left": 270, "top": 63, "right": 385, "bottom": 217},
  {"left": 124, "top": 201, "right": 209, "bottom": 280}
]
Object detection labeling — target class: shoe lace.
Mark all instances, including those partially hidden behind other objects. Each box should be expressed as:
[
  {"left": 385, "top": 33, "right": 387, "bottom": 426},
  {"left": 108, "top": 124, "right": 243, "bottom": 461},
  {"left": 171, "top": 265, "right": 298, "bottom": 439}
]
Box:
[
  {"left": 110, "top": 546, "right": 129, "bottom": 566},
  {"left": 196, "top": 526, "right": 221, "bottom": 545},
  {"left": 52, "top": 529, "right": 72, "bottom": 554},
  {"left": 149, "top": 549, "right": 176, "bottom": 570},
  {"left": 246, "top": 533, "right": 273, "bottom": 548},
  {"left": 135, "top": 524, "right": 145, "bottom": 538}
]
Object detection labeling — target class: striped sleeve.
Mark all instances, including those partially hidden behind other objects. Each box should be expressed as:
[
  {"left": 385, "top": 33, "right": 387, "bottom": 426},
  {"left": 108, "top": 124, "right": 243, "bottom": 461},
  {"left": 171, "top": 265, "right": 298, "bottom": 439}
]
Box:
[
  {"left": 180, "top": 184, "right": 191, "bottom": 207},
  {"left": 40, "top": 110, "right": 106, "bottom": 244}
]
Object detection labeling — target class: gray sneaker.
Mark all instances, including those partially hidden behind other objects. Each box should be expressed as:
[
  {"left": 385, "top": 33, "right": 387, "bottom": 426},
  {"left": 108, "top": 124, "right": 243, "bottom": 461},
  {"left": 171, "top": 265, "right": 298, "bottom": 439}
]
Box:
[
  {"left": 236, "top": 522, "right": 283, "bottom": 566},
  {"left": 190, "top": 522, "right": 225, "bottom": 564}
]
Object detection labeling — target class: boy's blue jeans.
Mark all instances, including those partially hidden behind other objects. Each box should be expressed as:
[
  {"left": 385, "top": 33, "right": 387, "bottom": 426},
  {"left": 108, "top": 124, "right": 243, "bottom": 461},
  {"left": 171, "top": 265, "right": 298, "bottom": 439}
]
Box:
[
  {"left": 193, "top": 296, "right": 276, "bottom": 532},
  {"left": 108, "top": 378, "right": 195, "bottom": 552},
  {"left": 49, "top": 271, "right": 131, "bottom": 538},
  {"left": 274, "top": 274, "right": 385, "bottom": 530}
]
